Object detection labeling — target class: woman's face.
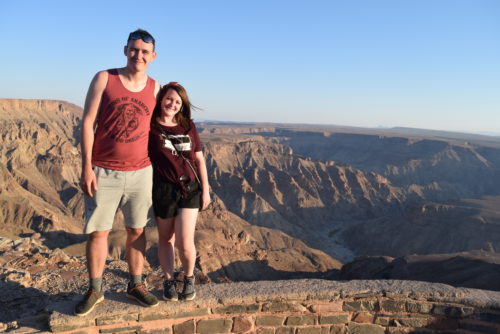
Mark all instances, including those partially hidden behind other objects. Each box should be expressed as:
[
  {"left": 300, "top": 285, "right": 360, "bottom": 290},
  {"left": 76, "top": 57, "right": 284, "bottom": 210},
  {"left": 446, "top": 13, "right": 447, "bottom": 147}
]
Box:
[{"left": 161, "top": 88, "right": 183, "bottom": 118}]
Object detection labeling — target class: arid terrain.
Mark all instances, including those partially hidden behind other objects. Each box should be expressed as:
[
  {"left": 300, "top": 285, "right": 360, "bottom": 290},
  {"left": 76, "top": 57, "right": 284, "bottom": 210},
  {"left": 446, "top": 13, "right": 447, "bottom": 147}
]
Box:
[{"left": 1, "top": 99, "right": 500, "bottom": 325}]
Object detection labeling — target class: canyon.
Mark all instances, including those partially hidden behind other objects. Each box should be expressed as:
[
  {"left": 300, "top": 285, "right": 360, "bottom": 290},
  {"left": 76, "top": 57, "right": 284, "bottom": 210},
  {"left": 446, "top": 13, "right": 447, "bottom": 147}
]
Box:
[{"left": 1, "top": 99, "right": 500, "bottom": 327}]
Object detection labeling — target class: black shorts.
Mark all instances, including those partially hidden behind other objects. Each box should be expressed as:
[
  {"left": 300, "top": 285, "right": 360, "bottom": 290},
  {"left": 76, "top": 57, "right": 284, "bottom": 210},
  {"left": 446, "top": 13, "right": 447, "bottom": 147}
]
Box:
[{"left": 152, "top": 179, "right": 201, "bottom": 219}]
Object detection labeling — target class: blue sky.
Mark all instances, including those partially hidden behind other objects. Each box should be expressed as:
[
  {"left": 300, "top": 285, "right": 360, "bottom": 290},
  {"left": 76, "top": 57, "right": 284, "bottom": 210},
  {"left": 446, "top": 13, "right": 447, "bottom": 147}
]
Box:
[{"left": 1, "top": 0, "right": 499, "bottom": 134}]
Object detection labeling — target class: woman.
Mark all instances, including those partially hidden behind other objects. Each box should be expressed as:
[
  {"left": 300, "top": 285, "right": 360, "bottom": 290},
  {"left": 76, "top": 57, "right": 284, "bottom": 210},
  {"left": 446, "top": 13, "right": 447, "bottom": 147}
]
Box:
[{"left": 149, "top": 82, "right": 210, "bottom": 301}]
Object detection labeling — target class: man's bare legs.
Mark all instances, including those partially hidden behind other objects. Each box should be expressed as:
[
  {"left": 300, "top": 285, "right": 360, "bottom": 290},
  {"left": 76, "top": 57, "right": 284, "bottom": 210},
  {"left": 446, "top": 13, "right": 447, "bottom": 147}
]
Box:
[
  {"left": 124, "top": 226, "right": 159, "bottom": 307},
  {"left": 87, "top": 228, "right": 148, "bottom": 278},
  {"left": 125, "top": 227, "right": 146, "bottom": 276},
  {"left": 75, "top": 230, "right": 109, "bottom": 316},
  {"left": 87, "top": 230, "right": 111, "bottom": 279}
]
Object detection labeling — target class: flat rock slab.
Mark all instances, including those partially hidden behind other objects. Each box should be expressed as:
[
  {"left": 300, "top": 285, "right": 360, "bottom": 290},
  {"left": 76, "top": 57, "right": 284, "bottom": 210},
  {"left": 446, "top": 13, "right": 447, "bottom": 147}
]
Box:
[{"left": 49, "top": 279, "right": 500, "bottom": 332}]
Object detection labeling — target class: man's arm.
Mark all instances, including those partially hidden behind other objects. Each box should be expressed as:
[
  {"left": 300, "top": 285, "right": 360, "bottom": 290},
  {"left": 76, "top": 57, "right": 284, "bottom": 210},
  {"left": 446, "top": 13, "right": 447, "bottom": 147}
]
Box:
[{"left": 81, "top": 71, "right": 108, "bottom": 197}]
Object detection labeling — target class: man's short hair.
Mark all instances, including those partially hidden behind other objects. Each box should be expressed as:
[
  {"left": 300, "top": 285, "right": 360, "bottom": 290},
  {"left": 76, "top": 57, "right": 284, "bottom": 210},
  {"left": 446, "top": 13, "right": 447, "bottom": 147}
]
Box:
[{"left": 127, "top": 29, "right": 156, "bottom": 50}]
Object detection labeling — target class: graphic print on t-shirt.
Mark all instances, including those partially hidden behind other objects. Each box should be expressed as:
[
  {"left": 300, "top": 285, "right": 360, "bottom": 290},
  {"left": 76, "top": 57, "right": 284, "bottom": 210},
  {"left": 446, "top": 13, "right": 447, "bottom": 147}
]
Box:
[
  {"left": 104, "top": 97, "right": 151, "bottom": 143},
  {"left": 163, "top": 134, "right": 192, "bottom": 154}
]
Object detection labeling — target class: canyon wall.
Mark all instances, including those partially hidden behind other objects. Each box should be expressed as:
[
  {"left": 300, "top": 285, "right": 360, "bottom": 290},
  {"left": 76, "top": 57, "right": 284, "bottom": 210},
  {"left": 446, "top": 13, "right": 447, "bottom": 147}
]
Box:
[{"left": 1, "top": 99, "right": 500, "bottom": 287}]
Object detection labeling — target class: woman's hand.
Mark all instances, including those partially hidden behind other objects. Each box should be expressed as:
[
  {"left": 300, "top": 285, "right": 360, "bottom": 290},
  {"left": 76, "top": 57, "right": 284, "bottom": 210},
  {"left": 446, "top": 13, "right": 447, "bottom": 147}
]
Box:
[
  {"left": 200, "top": 189, "right": 211, "bottom": 211},
  {"left": 194, "top": 150, "right": 211, "bottom": 211}
]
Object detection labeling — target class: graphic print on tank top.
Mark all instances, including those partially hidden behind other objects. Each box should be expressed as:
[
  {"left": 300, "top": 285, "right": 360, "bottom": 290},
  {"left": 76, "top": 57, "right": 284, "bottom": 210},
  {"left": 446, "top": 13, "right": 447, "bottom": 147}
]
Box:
[{"left": 104, "top": 97, "right": 151, "bottom": 143}]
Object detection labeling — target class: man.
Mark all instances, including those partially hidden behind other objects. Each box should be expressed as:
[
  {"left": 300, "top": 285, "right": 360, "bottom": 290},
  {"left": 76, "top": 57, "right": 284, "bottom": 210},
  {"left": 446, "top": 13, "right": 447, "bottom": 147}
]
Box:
[{"left": 75, "top": 29, "right": 161, "bottom": 316}]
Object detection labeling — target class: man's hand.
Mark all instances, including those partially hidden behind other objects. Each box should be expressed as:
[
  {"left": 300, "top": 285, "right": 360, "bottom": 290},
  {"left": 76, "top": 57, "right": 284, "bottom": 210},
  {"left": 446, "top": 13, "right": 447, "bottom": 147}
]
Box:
[{"left": 81, "top": 167, "right": 98, "bottom": 197}]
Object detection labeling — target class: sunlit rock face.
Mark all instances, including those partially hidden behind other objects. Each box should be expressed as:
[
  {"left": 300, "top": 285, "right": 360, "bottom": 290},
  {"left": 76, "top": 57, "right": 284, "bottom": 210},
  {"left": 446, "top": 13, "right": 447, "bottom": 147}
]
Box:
[{"left": 0, "top": 99, "right": 83, "bottom": 237}]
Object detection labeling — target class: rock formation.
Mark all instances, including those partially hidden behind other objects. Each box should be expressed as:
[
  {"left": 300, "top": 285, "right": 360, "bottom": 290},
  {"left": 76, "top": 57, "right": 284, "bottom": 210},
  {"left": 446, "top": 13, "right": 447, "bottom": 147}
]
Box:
[
  {"left": 0, "top": 99, "right": 341, "bottom": 286},
  {"left": 1, "top": 99, "right": 500, "bottom": 328},
  {"left": 0, "top": 99, "right": 83, "bottom": 239}
]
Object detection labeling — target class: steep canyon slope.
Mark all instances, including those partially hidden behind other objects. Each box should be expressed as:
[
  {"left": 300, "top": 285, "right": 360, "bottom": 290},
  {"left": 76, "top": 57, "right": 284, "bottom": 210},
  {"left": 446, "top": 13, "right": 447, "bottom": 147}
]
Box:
[
  {"left": 270, "top": 128, "right": 500, "bottom": 257},
  {"left": 199, "top": 125, "right": 500, "bottom": 260},
  {"left": 202, "top": 134, "right": 407, "bottom": 260},
  {"left": 0, "top": 99, "right": 83, "bottom": 238}
]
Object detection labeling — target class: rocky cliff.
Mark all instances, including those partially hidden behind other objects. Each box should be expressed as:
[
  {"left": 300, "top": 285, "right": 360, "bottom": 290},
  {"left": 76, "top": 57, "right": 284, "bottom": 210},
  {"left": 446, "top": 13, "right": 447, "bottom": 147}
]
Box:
[
  {"left": 1, "top": 99, "right": 500, "bottom": 291},
  {"left": 0, "top": 99, "right": 83, "bottom": 238},
  {"left": 203, "top": 135, "right": 406, "bottom": 260},
  {"left": 277, "top": 129, "right": 500, "bottom": 257},
  {"left": 198, "top": 125, "right": 500, "bottom": 260},
  {"left": 276, "top": 129, "right": 500, "bottom": 199}
]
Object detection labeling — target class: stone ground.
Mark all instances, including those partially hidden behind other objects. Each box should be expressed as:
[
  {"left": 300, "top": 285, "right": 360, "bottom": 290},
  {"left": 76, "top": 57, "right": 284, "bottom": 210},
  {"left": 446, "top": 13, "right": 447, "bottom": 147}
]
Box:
[
  {"left": 6, "top": 278, "right": 500, "bottom": 333},
  {"left": 3, "top": 235, "right": 500, "bottom": 333},
  {"left": 0, "top": 234, "right": 210, "bottom": 331}
]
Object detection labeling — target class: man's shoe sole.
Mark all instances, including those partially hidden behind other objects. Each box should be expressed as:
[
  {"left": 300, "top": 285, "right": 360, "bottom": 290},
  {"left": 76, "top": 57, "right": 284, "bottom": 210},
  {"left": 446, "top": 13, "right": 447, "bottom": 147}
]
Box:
[
  {"left": 126, "top": 293, "right": 159, "bottom": 307},
  {"left": 74, "top": 295, "right": 104, "bottom": 317}
]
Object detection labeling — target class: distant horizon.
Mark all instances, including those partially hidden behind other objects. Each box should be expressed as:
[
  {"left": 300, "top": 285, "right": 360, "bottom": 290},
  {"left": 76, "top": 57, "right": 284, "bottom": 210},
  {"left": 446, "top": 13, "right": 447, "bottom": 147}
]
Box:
[
  {"left": 1, "top": 0, "right": 499, "bottom": 133},
  {"left": 197, "top": 119, "right": 500, "bottom": 138},
  {"left": 2, "top": 96, "right": 500, "bottom": 138}
]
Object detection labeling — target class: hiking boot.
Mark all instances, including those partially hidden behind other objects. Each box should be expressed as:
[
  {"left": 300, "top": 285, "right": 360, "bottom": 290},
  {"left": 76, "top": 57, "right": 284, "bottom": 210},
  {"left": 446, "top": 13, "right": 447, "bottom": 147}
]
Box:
[
  {"left": 181, "top": 275, "right": 196, "bottom": 301},
  {"left": 163, "top": 279, "right": 178, "bottom": 301},
  {"left": 74, "top": 288, "right": 104, "bottom": 317},
  {"left": 126, "top": 283, "right": 159, "bottom": 307}
]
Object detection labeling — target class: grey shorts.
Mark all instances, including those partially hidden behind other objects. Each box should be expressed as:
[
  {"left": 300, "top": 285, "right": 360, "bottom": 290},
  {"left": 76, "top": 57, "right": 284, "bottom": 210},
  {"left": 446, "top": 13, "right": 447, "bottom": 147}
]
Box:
[{"left": 83, "top": 165, "right": 153, "bottom": 234}]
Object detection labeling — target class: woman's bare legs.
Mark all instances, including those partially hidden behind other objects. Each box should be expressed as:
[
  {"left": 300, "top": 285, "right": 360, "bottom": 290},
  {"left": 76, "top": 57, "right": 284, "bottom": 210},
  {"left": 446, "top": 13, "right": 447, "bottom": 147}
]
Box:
[
  {"left": 174, "top": 208, "right": 198, "bottom": 276},
  {"left": 156, "top": 216, "right": 176, "bottom": 280}
]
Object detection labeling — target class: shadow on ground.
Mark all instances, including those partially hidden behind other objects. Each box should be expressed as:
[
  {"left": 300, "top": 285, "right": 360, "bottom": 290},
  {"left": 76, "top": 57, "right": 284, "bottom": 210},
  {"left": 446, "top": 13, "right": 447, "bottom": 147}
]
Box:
[
  {"left": 340, "top": 251, "right": 500, "bottom": 291},
  {"left": 208, "top": 259, "right": 339, "bottom": 282}
]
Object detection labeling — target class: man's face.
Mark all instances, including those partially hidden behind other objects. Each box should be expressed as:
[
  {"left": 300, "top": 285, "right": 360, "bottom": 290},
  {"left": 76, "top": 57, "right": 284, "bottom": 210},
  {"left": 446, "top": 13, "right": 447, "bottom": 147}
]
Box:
[{"left": 124, "top": 39, "right": 156, "bottom": 72}]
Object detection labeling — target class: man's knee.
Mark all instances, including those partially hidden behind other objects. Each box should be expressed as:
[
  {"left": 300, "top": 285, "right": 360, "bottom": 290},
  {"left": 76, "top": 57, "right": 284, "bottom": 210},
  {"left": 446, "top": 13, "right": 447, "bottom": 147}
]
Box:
[
  {"left": 126, "top": 227, "right": 145, "bottom": 238},
  {"left": 88, "top": 230, "right": 110, "bottom": 242}
]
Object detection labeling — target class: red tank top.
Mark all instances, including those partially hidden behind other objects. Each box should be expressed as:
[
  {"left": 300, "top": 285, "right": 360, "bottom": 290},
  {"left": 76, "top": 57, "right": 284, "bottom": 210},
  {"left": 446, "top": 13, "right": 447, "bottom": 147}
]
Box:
[{"left": 92, "top": 69, "right": 156, "bottom": 171}]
